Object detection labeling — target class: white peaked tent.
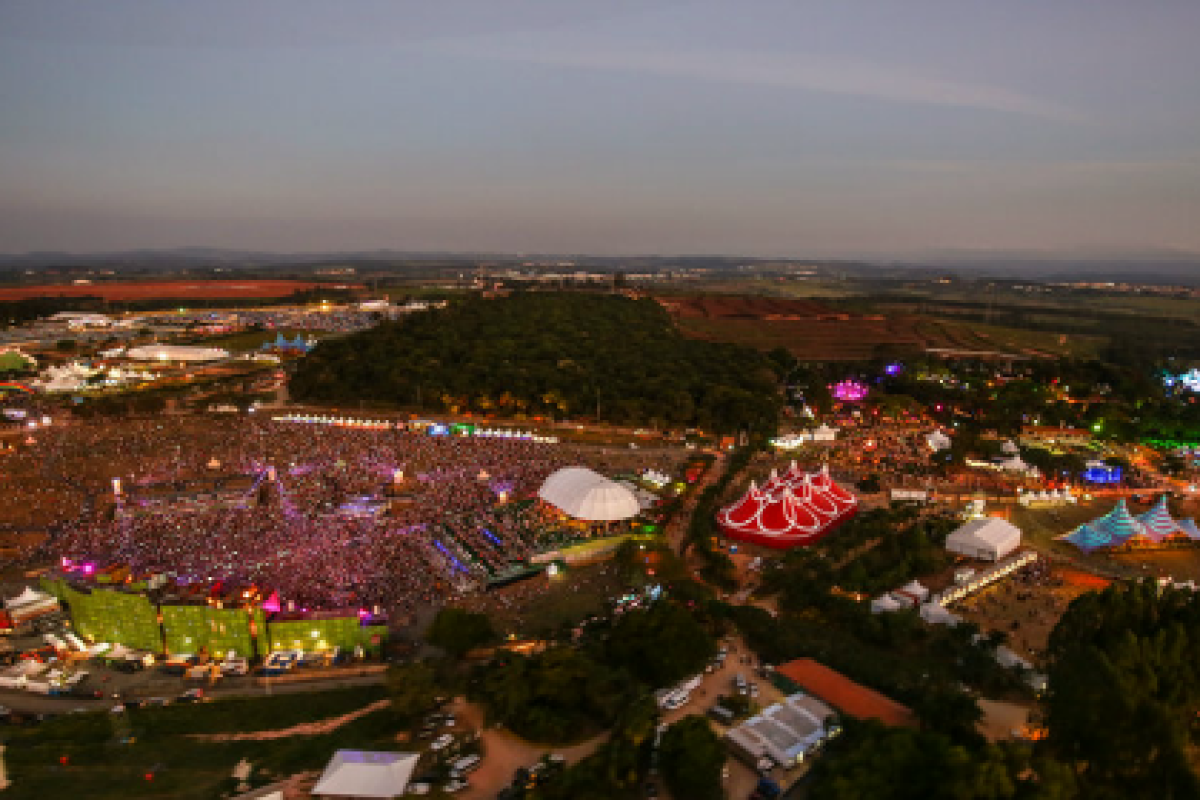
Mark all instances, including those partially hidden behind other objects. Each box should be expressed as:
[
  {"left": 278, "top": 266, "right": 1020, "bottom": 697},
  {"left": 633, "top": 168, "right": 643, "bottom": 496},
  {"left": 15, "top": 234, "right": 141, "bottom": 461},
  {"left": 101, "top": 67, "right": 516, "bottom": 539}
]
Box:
[
  {"left": 6, "top": 587, "right": 48, "bottom": 609},
  {"left": 946, "top": 517, "right": 1022, "bottom": 561},
  {"left": 311, "top": 750, "right": 419, "bottom": 799},
  {"left": 870, "top": 594, "right": 905, "bottom": 614},
  {"left": 897, "top": 580, "right": 930, "bottom": 603},
  {"left": 538, "top": 467, "right": 640, "bottom": 521},
  {"left": 926, "top": 430, "right": 952, "bottom": 452}
]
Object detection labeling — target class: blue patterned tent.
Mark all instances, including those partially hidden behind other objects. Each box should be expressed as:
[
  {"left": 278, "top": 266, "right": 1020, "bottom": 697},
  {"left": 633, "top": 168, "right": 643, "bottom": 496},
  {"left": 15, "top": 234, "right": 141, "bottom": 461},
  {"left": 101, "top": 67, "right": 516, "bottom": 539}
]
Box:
[
  {"left": 1062, "top": 524, "right": 1115, "bottom": 554},
  {"left": 1088, "top": 498, "right": 1149, "bottom": 546},
  {"left": 1178, "top": 519, "right": 1200, "bottom": 540},
  {"left": 1137, "top": 495, "right": 1183, "bottom": 542}
]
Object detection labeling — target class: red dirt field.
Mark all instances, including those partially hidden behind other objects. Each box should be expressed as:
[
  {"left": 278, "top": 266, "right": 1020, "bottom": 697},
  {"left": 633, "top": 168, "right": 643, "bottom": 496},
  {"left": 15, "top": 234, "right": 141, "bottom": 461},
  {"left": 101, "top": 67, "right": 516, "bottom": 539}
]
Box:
[
  {"left": 657, "top": 294, "right": 839, "bottom": 319},
  {"left": 1056, "top": 567, "right": 1113, "bottom": 591},
  {"left": 0, "top": 280, "right": 362, "bottom": 301},
  {"left": 775, "top": 658, "right": 917, "bottom": 728}
]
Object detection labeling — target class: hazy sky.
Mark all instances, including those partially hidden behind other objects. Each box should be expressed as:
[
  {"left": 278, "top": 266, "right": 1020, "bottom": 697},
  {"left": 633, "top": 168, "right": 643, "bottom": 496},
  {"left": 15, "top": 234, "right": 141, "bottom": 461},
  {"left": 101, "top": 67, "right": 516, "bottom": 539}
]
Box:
[{"left": 3, "top": 1, "right": 1200, "bottom": 257}]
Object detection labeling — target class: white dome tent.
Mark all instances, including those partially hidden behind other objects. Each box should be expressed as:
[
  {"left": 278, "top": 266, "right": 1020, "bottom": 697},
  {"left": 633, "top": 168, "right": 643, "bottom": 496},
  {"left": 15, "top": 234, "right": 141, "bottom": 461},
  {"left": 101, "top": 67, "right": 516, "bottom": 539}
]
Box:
[{"left": 538, "top": 467, "right": 640, "bottom": 522}]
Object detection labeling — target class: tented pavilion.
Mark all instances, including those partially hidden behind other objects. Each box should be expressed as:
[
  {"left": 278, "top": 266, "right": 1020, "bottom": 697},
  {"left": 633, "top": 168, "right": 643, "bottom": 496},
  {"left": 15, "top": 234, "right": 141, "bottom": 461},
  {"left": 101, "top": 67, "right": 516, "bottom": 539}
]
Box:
[
  {"left": 945, "top": 518, "right": 1023, "bottom": 562},
  {"left": 716, "top": 463, "right": 858, "bottom": 549},
  {"left": 537, "top": 467, "right": 640, "bottom": 522},
  {"left": 1061, "top": 496, "right": 1200, "bottom": 553},
  {"left": 311, "top": 750, "right": 419, "bottom": 799}
]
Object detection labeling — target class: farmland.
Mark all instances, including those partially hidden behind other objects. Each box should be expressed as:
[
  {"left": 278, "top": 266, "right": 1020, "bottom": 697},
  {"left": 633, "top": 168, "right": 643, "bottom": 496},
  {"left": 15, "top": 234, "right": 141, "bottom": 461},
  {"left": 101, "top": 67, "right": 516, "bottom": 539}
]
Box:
[{"left": 657, "top": 294, "right": 1090, "bottom": 361}]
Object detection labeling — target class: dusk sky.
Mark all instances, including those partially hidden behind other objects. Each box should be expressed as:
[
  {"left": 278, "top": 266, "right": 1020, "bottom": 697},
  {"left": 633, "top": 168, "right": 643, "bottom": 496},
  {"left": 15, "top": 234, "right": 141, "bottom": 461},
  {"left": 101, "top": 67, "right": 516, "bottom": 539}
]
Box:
[{"left": 3, "top": 1, "right": 1200, "bottom": 257}]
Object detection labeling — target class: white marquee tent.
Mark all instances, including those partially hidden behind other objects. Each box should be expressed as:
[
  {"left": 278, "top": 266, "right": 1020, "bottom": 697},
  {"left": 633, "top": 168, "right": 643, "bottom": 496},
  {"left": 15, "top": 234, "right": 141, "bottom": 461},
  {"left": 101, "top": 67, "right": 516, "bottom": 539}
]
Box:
[
  {"left": 538, "top": 467, "right": 640, "bottom": 521},
  {"left": 946, "top": 517, "right": 1023, "bottom": 562},
  {"left": 311, "top": 750, "right": 419, "bottom": 799},
  {"left": 124, "top": 345, "right": 229, "bottom": 363}
]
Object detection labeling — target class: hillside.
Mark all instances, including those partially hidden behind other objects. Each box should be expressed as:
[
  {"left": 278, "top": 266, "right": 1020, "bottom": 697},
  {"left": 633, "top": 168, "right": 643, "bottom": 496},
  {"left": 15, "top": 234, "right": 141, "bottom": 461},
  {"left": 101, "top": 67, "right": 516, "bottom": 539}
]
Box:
[{"left": 290, "top": 292, "right": 782, "bottom": 434}]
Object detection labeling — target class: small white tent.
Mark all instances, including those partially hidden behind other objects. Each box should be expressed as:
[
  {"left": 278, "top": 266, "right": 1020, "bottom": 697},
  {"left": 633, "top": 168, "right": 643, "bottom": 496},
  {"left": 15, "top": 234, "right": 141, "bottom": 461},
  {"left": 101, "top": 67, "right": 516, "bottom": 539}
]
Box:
[
  {"left": 926, "top": 430, "right": 952, "bottom": 452},
  {"left": 946, "top": 517, "right": 1022, "bottom": 561}
]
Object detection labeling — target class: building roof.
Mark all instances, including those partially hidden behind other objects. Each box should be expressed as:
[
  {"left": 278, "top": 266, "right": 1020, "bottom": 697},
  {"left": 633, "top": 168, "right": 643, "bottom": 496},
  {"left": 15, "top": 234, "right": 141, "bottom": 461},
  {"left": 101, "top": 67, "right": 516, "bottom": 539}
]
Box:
[
  {"left": 774, "top": 659, "right": 916, "bottom": 728},
  {"left": 311, "top": 750, "right": 418, "bottom": 799},
  {"left": 537, "top": 467, "right": 640, "bottom": 521}
]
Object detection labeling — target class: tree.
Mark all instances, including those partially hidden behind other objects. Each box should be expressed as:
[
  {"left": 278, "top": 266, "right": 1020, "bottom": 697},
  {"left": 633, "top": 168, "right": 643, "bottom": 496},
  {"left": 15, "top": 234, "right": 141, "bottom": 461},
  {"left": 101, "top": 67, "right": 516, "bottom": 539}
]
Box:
[
  {"left": 425, "top": 607, "right": 495, "bottom": 659},
  {"left": 601, "top": 601, "right": 715, "bottom": 688},
  {"left": 658, "top": 716, "right": 725, "bottom": 800},
  {"left": 913, "top": 685, "right": 985, "bottom": 747},
  {"left": 385, "top": 660, "right": 441, "bottom": 722}
]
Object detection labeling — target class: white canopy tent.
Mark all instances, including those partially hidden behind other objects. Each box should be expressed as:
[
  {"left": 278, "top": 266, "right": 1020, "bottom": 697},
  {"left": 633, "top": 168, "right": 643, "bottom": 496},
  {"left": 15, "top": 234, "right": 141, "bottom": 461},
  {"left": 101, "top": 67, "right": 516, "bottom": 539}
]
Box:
[
  {"left": 946, "top": 517, "right": 1023, "bottom": 561},
  {"left": 311, "top": 750, "right": 419, "bottom": 799},
  {"left": 926, "top": 430, "right": 952, "bottom": 452},
  {"left": 538, "top": 467, "right": 640, "bottom": 521},
  {"left": 124, "top": 345, "right": 230, "bottom": 363}
]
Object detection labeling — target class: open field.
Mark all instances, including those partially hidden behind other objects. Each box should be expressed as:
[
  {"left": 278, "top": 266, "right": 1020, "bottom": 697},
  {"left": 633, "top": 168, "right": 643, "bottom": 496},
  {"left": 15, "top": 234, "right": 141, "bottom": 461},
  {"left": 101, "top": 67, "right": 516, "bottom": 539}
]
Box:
[
  {"left": 0, "top": 280, "right": 362, "bottom": 301},
  {"left": 954, "top": 564, "right": 1112, "bottom": 666},
  {"left": 658, "top": 294, "right": 1078, "bottom": 360}
]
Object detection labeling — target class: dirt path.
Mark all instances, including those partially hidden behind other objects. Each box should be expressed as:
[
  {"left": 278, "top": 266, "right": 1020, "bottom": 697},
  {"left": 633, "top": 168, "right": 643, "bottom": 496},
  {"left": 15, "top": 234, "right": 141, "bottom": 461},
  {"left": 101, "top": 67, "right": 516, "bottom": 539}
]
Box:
[
  {"left": 450, "top": 696, "right": 609, "bottom": 800},
  {"left": 187, "top": 698, "right": 391, "bottom": 742}
]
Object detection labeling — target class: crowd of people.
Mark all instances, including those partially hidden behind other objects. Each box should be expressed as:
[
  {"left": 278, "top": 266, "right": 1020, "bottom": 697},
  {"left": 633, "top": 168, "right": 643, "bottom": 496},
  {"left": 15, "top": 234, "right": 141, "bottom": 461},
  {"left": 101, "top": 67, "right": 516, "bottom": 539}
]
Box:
[{"left": 3, "top": 415, "right": 685, "bottom": 619}]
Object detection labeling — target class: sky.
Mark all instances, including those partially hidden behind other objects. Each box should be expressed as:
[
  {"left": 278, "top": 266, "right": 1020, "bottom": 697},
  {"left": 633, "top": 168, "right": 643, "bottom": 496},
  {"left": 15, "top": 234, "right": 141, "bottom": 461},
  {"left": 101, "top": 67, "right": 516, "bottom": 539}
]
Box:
[{"left": 2, "top": 0, "right": 1200, "bottom": 258}]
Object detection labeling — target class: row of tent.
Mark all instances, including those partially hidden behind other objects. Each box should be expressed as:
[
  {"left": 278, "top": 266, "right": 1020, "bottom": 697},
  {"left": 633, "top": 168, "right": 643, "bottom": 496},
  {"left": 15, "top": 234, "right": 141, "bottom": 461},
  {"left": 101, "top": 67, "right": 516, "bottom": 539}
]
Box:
[
  {"left": 717, "top": 463, "right": 858, "bottom": 549},
  {"left": 1061, "top": 496, "right": 1200, "bottom": 553},
  {"left": 1017, "top": 488, "right": 1078, "bottom": 506},
  {"left": 260, "top": 333, "right": 316, "bottom": 352}
]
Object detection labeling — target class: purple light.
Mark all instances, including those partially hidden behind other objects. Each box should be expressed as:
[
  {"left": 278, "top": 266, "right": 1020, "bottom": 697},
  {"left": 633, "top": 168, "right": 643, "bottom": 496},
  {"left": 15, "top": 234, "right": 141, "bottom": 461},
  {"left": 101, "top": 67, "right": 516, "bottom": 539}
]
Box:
[
  {"left": 885, "top": 363, "right": 903, "bottom": 376},
  {"left": 82, "top": 563, "right": 95, "bottom": 576},
  {"left": 832, "top": 380, "right": 869, "bottom": 403}
]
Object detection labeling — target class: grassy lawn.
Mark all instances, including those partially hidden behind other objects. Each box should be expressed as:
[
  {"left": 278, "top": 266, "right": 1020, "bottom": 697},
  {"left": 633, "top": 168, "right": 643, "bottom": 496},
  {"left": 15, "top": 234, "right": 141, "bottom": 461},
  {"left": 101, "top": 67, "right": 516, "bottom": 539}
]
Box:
[{"left": 4, "top": 686, "right": 399, "bottom": 800}]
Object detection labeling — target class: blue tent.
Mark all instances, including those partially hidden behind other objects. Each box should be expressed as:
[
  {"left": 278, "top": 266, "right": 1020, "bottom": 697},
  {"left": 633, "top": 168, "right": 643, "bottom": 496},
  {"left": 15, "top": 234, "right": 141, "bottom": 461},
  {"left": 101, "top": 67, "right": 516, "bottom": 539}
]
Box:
[{"left": 1062, "top": 524, "right": 1113, "bottom": 554}]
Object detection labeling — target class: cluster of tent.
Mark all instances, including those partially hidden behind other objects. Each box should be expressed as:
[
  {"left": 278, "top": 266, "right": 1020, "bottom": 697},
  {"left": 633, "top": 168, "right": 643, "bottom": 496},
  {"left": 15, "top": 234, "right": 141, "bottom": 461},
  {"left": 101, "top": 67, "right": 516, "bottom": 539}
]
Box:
[
  {"left": 641, "top": 469, "right": 672, "bottom": 487},
  {"left": 771, "top": 425, "right": 839, "bottom": 449},
  {"left": 470, "top": 427, "right": 559, "bottom": 443},
  {"left": 1017, "top": 487, "right": 1077, "bottom": 507},
  {"left": 273, "top": 414, "right": 393, "bottom": 430},
  {"left": 260, "top": 333, "right": 316, "bottom": 353},
  {"left": 717, "top": 463, "right": 858, "bottom": 549},
  {"left": 1061, "top": 496, "right": 1200, "bottom": 553}
]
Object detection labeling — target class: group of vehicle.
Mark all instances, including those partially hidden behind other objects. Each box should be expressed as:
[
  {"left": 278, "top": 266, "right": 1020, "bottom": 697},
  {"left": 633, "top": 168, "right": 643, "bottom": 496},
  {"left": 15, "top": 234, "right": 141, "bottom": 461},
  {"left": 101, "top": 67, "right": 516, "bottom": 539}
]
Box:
[
  {"left": 406, "top": 709, "right": 480, "bottom": 795},
  {"left": 496, "top": 753, "right": 566, "bottom": 799}
]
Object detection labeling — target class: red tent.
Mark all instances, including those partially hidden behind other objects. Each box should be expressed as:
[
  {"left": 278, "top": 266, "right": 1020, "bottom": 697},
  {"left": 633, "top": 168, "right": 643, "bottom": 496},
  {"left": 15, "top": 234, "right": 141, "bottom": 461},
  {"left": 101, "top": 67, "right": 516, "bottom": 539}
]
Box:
[{"left": 716, "top": 464, "right": 857, "bottom": 549}]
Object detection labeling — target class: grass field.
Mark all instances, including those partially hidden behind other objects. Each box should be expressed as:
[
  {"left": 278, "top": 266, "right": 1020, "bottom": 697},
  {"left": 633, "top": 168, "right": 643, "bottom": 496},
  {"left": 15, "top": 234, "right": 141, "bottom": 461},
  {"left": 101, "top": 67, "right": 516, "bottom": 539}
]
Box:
[
  {"left": 5, "top": 686, "right": 396, "bottom": 800},
  {"left": 672, "top": 308, "right": 1087, "bottom": 361}
]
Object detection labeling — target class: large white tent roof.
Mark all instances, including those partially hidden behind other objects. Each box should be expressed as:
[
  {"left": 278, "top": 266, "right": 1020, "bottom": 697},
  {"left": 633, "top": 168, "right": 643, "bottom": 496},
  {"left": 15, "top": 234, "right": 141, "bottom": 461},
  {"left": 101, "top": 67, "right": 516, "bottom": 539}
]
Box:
[
  {"left": 311, "top": 750, "right": 418, "bottom": 799},
  {"left": 946, "top": 517, "right": 1022, "bottom": 559},
  {"left": 538, "top": 467, "right": 640, "bottom": 521},
  {"left": 124, "top": 345, "right": 229, "bottom": 362}
]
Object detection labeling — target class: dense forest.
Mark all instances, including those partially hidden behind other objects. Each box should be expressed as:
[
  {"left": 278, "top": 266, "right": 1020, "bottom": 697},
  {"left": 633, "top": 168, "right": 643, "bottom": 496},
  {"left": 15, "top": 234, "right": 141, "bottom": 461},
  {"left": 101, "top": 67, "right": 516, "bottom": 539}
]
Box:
[{"left": 290, "top": 293, "right": 783, "bottom": 434}]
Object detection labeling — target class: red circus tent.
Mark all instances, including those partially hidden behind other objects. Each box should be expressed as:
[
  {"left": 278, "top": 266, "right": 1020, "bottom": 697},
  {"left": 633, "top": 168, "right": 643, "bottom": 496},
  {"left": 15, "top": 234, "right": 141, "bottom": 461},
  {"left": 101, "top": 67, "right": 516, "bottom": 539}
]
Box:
[{"left": 716, "top": 463, "right": 857, "bottom": 549}]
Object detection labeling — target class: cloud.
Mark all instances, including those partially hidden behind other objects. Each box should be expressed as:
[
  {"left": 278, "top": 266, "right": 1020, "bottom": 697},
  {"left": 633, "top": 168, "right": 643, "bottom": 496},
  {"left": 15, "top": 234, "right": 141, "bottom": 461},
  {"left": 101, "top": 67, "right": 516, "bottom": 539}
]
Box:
[{"left": 432, "top": 38, "right": 1082, "bottom": 122}]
